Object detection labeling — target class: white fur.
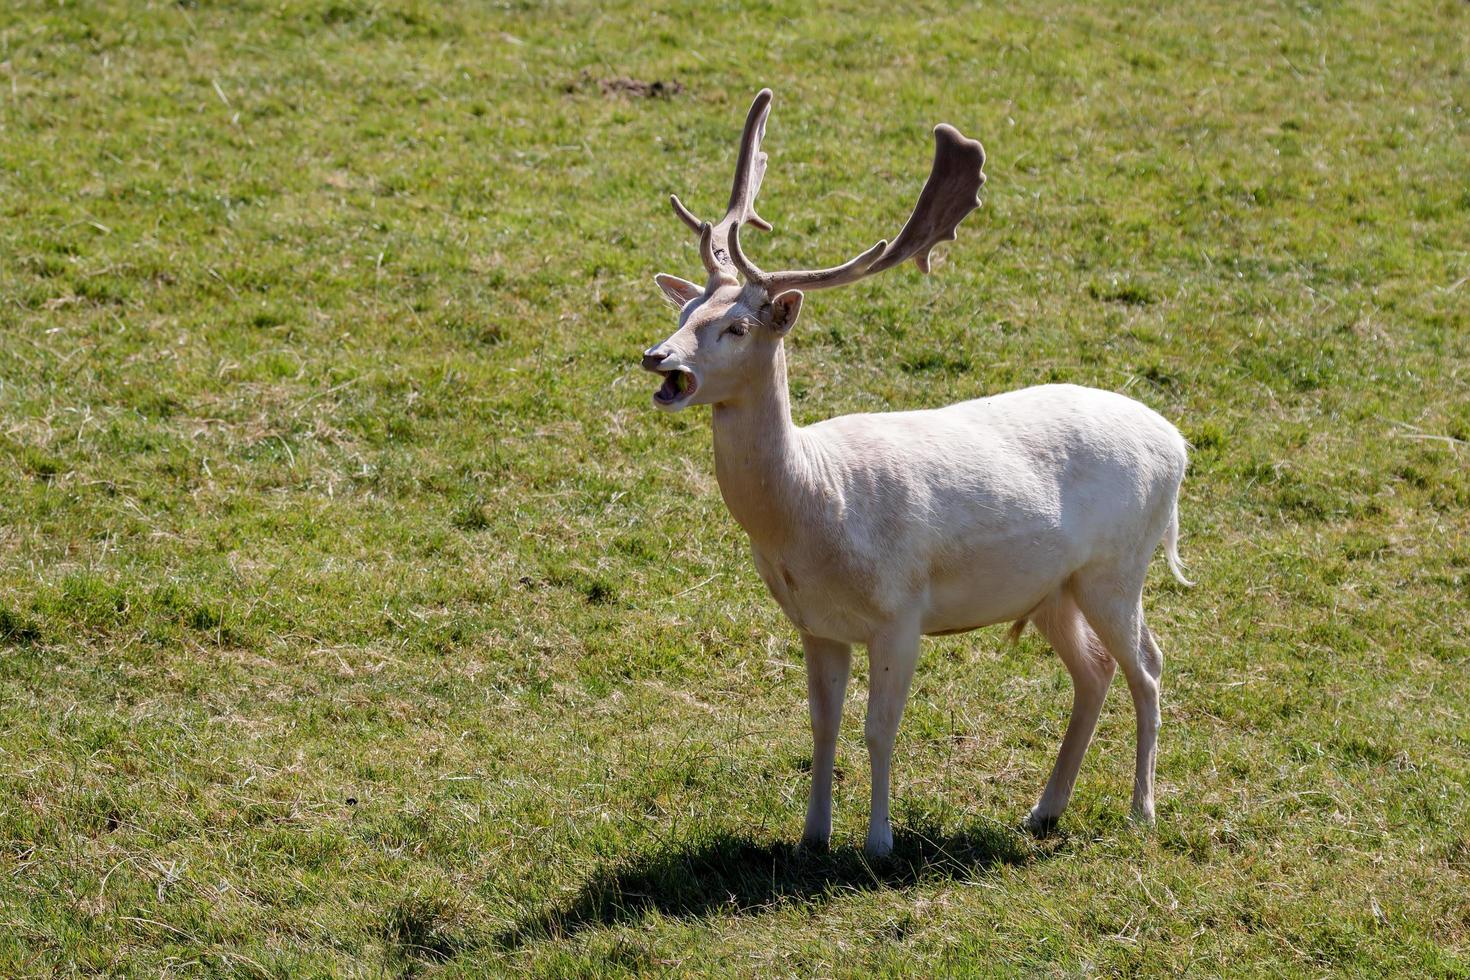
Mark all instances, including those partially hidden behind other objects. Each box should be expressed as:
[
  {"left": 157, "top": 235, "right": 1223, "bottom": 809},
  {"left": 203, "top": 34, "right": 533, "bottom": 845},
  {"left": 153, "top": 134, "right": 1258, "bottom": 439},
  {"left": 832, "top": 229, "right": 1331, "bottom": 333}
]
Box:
[{"left": 647, "top": 281, "right": 1189, "bottom": 857}]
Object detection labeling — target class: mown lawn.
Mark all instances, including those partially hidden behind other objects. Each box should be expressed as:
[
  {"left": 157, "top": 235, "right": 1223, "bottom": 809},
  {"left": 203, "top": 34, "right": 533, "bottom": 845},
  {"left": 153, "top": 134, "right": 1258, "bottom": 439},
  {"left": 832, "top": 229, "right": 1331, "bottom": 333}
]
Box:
[{"left": 1, "top": 0, "right": 1467, "bottom": 975}]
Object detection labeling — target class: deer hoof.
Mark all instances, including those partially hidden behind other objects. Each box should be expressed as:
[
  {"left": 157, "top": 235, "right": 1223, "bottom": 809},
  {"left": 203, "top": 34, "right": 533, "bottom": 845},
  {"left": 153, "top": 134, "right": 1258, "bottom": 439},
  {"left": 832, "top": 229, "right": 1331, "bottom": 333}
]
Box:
[{"left": 1023, "top": 808, "right": 1060, "bottom": 838}]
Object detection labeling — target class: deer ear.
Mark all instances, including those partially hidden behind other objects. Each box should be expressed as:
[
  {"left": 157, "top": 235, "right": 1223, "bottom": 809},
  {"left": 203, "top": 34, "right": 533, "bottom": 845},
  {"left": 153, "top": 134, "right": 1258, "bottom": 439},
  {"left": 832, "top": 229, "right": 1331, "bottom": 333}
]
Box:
[
  {"left": 767, "top": 290, "right": 803, "bottom": 335},
  {"left": 655, "top": 274, "right": 703, "bottom": 309}
]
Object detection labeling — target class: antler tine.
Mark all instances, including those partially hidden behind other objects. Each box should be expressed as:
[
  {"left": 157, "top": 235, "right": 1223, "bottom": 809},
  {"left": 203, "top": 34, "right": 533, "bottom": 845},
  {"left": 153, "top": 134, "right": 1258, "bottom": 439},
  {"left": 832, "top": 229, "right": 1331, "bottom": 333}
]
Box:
[
  {"left": 697, "top": 221, "right": 720, "bottom": 278},
  {"left": 720, "top": 88, "right": 773, "bottom": 235},
  {"left": 750, "top": 123, "right": 986, "bottom": 295},
  {"left": 667, "top": 89, "right": 775, "bottom": 279},
  {"left": 725, "top": 220, "right": 765, "bottom": 285},
  {"left": 670, "top": 194, "right": 702, "bottom": 234}
]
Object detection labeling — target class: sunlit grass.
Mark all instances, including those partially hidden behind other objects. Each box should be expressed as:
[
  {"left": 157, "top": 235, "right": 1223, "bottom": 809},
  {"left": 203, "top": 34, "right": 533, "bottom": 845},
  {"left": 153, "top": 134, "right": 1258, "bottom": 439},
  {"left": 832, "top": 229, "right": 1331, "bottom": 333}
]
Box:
[{"left": 1, "top": 0, "right": 1466, "bottom": 974}]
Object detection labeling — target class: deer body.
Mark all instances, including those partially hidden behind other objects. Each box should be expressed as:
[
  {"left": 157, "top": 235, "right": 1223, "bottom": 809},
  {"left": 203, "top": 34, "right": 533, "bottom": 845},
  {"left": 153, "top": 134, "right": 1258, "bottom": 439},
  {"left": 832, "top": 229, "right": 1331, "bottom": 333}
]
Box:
[
  {"left": 716, "top": 369, "right": 1186, "bottom": 647},
  {"left": 645, "top": 91, "right": 1190, "bottom": 856}
]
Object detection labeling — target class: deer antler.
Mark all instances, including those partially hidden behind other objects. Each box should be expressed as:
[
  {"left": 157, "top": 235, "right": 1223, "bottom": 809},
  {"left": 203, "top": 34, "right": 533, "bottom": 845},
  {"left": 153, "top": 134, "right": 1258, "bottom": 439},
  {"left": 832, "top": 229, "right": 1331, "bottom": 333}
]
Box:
[
  {"left": 728, "top": 123, "right": 986, "bottom": 295},
  {"left": 670, "top": 89, "right": 774, "bottom": 282}
]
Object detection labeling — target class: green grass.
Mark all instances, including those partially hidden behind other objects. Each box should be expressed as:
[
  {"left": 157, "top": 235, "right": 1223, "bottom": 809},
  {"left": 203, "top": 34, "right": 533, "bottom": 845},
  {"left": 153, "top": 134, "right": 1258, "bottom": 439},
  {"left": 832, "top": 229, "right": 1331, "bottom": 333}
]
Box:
[{"left": 1, "top": 0, "right": 1467, "bottom": 974}]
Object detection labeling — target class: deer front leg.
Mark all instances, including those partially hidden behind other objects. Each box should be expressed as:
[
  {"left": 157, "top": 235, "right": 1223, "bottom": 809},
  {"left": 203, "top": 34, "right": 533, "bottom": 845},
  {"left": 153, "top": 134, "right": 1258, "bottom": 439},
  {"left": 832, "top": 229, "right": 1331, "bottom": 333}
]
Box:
[
  {"left": 800, "top": 633, "right": 852, "bottom": 851},
  {"left": 863, "top": 620, "right": 921, "bottom": 858}
]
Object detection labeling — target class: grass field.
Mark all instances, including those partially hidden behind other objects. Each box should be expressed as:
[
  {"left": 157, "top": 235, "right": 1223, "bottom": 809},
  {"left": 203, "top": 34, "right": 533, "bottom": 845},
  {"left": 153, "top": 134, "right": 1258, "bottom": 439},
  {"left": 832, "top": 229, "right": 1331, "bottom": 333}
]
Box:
[{"left": 2, "top": 0, "right": 1468, "bottom": 974}]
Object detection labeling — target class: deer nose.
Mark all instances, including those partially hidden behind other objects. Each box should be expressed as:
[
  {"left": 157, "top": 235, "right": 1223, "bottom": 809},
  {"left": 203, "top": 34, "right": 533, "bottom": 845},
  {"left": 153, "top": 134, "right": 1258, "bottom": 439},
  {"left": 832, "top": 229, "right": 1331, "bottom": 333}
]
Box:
[{"left": 642, "top": 348, "right": 671, "bottom": 372}]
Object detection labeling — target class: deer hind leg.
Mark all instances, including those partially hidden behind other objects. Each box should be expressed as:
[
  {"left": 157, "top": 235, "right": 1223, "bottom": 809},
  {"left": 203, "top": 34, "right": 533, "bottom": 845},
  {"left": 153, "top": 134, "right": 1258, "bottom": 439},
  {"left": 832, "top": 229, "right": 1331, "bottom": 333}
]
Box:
[
  {"left": 1072, "top": 565, "right": 1161, "bottom": 825},
  {"left": 1025, "top": 589, "right": 1116, "bottom": 835}
]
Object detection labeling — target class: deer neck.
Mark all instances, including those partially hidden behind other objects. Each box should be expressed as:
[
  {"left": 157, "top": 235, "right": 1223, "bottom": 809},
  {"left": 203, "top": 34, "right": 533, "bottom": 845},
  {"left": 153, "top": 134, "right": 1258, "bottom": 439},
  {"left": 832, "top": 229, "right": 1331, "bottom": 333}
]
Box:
[{"left": 710, "top": 343, "right": 816, "bottom": 545}]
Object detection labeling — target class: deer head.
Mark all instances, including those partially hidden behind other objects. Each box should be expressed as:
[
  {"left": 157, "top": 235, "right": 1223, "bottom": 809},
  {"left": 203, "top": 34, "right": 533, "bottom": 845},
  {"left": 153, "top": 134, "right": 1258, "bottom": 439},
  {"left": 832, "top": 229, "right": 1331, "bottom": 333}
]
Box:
[{"left": 642, "top": 88, "right": 987, "bottom": 410}]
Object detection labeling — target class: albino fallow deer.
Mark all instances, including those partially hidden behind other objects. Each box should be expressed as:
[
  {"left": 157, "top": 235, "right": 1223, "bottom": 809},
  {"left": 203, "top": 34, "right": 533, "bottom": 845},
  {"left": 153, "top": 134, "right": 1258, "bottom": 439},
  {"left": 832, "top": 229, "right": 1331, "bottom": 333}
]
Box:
[{"left": 642, "top": 90, "right": 1191, "bottom": 857}]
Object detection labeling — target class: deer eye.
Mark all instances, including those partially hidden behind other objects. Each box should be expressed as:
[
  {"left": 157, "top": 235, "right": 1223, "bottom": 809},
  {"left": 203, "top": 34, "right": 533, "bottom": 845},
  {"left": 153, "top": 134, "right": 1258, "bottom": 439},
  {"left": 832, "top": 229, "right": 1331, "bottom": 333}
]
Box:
[{"left": 723, "top": 321, "right": 749, "bottom": 338}]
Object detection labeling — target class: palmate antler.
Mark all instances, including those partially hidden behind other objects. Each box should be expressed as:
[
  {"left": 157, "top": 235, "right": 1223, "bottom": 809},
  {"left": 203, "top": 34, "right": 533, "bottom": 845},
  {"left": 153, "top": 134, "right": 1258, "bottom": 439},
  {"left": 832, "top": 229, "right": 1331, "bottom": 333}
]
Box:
[
  {"left": 671, "top": 90, "right": 987, "bottom": 295},
  {"left": 731, "top": 123, "right": 987, "bottom": 294}
]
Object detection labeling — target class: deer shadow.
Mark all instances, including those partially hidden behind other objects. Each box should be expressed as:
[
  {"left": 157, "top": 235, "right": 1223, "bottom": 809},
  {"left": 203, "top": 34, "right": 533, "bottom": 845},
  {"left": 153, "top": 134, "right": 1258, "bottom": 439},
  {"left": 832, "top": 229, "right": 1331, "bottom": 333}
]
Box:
[{"left": 496, "top": 819, "right": 1064, "bottom": 948}]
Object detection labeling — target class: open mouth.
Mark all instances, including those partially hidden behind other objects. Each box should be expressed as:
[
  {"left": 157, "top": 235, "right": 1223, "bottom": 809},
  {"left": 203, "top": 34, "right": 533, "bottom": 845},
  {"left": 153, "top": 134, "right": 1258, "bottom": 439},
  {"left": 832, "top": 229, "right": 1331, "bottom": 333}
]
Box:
[{"left": 653, "top": 368, "right": 697, "bottom": 406}]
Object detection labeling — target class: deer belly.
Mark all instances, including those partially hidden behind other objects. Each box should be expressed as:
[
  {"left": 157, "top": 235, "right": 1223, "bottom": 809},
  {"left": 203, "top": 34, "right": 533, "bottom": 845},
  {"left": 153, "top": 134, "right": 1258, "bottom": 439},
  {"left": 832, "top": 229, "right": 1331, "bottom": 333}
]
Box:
[{"left": 919, "top": 562, "right": 1058, "bottom": 636}]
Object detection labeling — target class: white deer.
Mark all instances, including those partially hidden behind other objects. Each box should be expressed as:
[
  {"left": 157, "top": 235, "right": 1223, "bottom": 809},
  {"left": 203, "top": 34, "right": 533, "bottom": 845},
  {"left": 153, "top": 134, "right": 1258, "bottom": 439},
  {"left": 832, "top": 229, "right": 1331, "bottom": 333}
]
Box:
[{"left": 642, "top": 90, "right": 1191, "bottom": 857}]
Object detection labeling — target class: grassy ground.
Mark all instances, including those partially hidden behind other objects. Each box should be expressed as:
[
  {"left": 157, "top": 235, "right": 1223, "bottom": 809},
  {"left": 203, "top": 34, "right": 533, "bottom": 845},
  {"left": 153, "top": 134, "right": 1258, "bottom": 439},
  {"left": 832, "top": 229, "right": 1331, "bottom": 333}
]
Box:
[{"left": 1, "top": 0, "right": 1467, "bottom": 974}]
